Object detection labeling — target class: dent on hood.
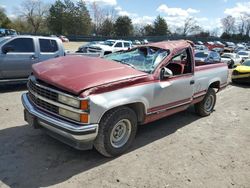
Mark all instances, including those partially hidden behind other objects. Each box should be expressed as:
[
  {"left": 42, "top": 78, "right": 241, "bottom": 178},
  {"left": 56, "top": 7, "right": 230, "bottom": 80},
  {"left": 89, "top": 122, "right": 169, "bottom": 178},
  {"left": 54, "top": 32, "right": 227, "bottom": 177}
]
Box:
[{"left": 80, "top": 75, "right": 153, "bottom": 98}]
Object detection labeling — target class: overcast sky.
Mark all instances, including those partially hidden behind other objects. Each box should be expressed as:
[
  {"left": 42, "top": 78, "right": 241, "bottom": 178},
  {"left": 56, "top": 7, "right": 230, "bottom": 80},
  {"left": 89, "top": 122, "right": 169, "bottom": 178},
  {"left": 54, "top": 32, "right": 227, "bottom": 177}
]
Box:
[{"left": 0, "top": 0, "right": 249, "bottom": 33}]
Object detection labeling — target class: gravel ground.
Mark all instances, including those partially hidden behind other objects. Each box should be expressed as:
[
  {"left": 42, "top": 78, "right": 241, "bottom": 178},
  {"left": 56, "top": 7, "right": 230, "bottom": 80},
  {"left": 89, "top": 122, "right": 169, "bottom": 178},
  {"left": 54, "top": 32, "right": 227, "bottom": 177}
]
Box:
[
  {"left": 0, "top": 81, "right": 250, "bottom": 188},
  {"left": 63, "top": 42, "right": 87, "bottom": 52}
]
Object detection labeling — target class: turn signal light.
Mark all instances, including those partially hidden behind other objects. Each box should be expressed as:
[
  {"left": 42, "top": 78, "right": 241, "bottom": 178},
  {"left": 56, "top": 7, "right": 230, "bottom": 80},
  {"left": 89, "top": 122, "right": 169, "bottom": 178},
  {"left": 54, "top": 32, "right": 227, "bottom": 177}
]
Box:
[
  {"left": 80, "top": 114, "right": 89, "bottom": 123},
  {"left": 80, "top": 100, "right": 89, "bottom": 110}
]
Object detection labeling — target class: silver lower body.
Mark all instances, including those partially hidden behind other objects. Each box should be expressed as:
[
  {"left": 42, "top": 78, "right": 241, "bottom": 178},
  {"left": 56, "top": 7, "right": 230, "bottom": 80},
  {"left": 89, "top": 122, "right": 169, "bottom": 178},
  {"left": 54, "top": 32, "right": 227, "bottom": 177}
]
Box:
[{"left": 21, "top": 93, "right": 98, "bottom": 150}]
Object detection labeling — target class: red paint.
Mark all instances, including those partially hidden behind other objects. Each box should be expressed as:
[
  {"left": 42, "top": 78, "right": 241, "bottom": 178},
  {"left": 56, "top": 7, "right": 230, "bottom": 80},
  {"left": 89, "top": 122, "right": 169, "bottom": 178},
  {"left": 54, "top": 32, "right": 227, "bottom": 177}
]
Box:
[
  {"left": 148, "top": 98, "right": 191, "bottom": 113},
  {"left": 143, "top": 40, "right": 193, "bottom": 52},
  {"left": 32, "top": 56, "right": 148, "bottom": 95},
  {"left": 205, "top": 43, "right": 224, "bottom": 50},
  {"left": 191, "top": 95, "right": 205, "bottom": 104},
  {"left": 193, "top": 90, "right": 207, "bottom": 98},
  {"left": 144, "top": 104, "right": 189, "bottom": 124},
  {"left": 32, "top": 40, "right": 226, "bottom": 98}
]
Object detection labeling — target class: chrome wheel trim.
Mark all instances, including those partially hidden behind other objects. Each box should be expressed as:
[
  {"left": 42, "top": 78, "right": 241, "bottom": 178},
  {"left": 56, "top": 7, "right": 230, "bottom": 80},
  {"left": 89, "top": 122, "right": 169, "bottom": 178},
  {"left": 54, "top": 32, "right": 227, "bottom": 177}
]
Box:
[
  {"left": 204, "top": 95, "right": 215, "bottom": 112},
  {"left": 110, "top": 119, "right": 132, "bottom": 148}
]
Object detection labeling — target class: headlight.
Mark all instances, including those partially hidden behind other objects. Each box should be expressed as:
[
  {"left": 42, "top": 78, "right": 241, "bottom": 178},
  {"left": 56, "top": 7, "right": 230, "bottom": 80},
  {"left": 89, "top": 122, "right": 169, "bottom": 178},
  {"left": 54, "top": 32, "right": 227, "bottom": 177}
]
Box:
[
  {"left": 59, "top": 108, "right": 80, "bottom": 121},
  {"left": 59, "top": 108, "right": 89, "bottom": 123},
  {"left": 58, "top": 94, "right": 80, "bottom": 108}
]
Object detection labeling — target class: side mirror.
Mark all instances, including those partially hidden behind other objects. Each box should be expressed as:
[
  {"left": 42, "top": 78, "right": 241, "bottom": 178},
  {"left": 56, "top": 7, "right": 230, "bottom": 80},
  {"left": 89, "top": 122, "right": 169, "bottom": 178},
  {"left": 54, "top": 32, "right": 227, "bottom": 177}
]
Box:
[
  {"left": 2, "top": 46, "right": 14, "bottom": 54},
  {"left": 160, "top": 67, "right": 173, "bottom": 80}
]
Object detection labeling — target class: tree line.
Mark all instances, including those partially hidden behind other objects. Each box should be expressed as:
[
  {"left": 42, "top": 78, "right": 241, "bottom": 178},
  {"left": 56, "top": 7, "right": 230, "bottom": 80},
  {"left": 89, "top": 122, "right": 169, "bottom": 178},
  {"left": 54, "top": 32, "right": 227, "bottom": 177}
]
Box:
[
  {"left": 1, "top": 0, "right": 250, "bottom": 40},
  {"left": 221, "top": 15, "right": 250, "bottom": 41},
  {"left": 0, "top": 0, "right": 209, "bottom": 37}
]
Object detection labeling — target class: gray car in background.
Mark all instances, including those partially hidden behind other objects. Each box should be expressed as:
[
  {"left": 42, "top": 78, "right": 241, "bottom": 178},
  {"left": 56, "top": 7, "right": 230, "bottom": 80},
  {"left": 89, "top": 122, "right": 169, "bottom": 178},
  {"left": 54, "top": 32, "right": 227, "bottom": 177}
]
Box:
[{"left": 0, "top": 35, "right": 65, "bottom": 83}]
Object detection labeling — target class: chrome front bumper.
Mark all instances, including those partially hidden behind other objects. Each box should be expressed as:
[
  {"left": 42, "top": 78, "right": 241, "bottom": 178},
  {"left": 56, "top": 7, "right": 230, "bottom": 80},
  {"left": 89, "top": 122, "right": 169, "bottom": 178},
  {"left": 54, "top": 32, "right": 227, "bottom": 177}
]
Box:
[{"left": 22, "top": 93, "right": 98, "bottom": 150}]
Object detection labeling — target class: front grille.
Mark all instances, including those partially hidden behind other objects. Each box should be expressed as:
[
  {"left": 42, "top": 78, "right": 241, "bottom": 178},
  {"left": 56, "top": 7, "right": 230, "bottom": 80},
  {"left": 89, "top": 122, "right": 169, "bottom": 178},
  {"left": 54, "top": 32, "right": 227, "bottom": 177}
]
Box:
[
  {"left": 28, "top": 92, "right": 59, "bottom": 114},
  {"left": 28, "top": 78, "right": 59, "bottom": 114},
  {"left": 28, "top": 80, "right": 58, "bottom": 101}
]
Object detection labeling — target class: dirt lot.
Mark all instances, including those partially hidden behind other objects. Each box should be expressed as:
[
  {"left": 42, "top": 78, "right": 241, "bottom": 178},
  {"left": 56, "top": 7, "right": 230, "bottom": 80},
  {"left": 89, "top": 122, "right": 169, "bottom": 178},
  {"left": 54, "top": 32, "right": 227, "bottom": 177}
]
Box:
[
  {"left": 0, "top": 81, "right": 249, "bottom": 188},
  {"left": 63, "top": 42, "right": 87, "bottom": 52}
]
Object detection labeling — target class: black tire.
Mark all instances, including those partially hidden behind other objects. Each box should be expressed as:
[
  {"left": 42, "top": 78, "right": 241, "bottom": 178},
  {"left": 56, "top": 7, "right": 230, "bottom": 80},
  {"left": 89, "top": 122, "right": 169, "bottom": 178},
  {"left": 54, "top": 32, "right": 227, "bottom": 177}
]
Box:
[
  {"left": 94, "top": 107, "right": 137, "bottom": 157},
  {"left": 229, "top": 60, "right": 234, "bottom": 69},
  {"left": 195, "top": 88, "right": 216, "bottom": 117}
]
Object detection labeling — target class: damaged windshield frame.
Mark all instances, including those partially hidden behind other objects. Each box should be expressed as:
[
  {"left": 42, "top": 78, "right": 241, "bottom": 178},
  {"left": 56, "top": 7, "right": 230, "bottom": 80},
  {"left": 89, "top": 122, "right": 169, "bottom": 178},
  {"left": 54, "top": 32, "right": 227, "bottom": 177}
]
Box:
[{"left": 104, "top": 47, "right": 169, "bottom": 73}]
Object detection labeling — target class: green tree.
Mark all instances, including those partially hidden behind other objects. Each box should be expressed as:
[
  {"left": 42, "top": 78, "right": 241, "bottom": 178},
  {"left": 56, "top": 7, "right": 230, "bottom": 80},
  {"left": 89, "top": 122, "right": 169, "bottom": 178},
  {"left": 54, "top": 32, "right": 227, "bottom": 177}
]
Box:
[
  {"left": 47, "top": 0, "right": 65, "bottom": 34},
  {"left": 47, "top": 0, "right": 91, "bottom": 35},
  {"left": 143, "top": 24, "right": 154, "bottom": 36},
  {"left": 100, "top": 18, "right": 114, "bottom": 36},
  {"left": 114, "top": 16, "right": 133, "bottom": 37},
  {"left": 153, "top": 15, "right": 169, "bottom": 36},
  {"left": 0, "top": 8, "right": 12, "bottom": 28}
]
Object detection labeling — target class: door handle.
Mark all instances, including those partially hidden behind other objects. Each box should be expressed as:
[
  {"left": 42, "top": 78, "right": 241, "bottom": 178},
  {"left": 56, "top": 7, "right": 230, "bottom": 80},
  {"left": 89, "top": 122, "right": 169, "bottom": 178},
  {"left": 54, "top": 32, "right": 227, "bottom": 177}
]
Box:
[{"left": 190, "top": 80, "right": 195, "bottom": 85}]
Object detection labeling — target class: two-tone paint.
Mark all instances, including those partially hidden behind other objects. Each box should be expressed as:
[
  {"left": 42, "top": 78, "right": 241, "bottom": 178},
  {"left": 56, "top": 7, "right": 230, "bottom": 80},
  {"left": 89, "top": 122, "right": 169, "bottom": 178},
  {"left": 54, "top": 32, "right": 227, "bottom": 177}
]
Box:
[{"left": 22, "top": 40, "right": 228, "bottom": 150}]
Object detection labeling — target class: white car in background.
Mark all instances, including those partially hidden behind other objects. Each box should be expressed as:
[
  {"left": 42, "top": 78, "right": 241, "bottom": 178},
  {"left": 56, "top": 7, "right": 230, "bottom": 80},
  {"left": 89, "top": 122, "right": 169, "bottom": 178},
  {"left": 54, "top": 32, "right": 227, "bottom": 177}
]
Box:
[
  {"left": 87, "top": 39, "right": 132, "bottom": 56},
  {"left": 237, "top": 51, "right": 250, "bottom": 61},
  {"left": 221, "top": 53, "right": 242, "bottom": 68}
]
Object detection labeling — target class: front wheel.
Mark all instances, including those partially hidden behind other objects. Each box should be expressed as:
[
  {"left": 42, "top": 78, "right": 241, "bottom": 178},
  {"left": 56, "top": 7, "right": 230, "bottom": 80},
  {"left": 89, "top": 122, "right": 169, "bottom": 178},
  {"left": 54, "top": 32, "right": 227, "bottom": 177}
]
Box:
[
  {"left": 195, "top": 88, "right": 216, "bottom": 117},
  {"left": 94, "top": 107, "right": 137, "bottom": 157}
]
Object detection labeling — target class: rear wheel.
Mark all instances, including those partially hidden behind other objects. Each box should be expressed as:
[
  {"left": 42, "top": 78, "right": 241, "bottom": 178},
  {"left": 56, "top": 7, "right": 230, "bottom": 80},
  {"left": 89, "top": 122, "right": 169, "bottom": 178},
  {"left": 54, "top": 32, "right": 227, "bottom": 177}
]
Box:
[
  {"left": 195, "top": 88, "right": 216, "bottom": 117},
  {"left": 94, "top": 107, "right": 137, "bottom": 157}
]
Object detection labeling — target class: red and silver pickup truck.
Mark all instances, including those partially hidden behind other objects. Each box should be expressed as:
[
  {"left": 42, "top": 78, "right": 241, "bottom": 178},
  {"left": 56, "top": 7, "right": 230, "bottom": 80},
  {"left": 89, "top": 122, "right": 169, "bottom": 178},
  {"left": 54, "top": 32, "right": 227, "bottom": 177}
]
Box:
[{"left": 22, "top": 40, "right": 228, "bottom": 157}]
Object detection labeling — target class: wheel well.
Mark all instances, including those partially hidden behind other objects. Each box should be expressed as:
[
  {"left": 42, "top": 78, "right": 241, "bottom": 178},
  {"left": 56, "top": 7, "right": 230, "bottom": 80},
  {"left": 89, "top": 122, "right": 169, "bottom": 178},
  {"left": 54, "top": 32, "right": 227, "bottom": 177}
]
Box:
[
  {"left": 104, "top": 51, "right": 112, "bottom": 55},
  {"left": 100, "top": 103, "right": 146, "bottom": 124},
  {"left": 126, "top": 103, "right": 146, "bottom": 124},
  {"left": 209, "top": 81, "right": 220, "bottom": 89}
]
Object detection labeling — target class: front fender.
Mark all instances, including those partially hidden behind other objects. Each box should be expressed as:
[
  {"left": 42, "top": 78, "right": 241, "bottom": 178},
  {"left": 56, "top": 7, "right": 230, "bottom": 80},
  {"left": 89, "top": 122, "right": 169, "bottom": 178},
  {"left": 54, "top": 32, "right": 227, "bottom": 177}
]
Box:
[{"left": 87, "top": 84, "right": 154, "bottom": 124}]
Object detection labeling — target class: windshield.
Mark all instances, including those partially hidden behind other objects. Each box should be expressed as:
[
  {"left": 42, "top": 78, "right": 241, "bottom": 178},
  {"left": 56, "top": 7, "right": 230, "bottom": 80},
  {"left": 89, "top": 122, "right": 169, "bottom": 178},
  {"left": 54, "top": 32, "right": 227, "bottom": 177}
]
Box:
[
  {"left": 0, "top": 37, "right": 10, "bottom": 46},
  {"left": 221, "top": 54, "right": 233, "bottom": 58},
  {"left": 104, "top": 47, "right": 169, "bottom": 73},
  {"left": 195, "top": 52, "right": 208, "bottom": 58},
  {"left": 243, "top": 60, "right": 250, "bottom": 66},
  {"left": 104, "top": 40, "right": 115, "bottom": 46},
  {"left": 238, "top": 52, "right": 248, "bottom": 55}
]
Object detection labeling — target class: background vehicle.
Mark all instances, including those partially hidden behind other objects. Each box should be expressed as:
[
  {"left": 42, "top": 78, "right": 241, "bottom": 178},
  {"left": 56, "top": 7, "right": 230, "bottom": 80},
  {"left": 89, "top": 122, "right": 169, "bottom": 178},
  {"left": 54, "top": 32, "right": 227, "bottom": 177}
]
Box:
[
  {"left": 133, "top": 40, "right": 141, "bottom": 45},
  {"left": 76, "top": 41, "right": 103, "bottom": 53},
  {"left": 59, "top": 35, "right": 69, "bottom": 42},
  {"left": 194, "top": 44, "right": 208, "bottom": 51},
  {"left": 205, "top": 41, "right": 224, "bottom": 50},
  {"left": 194, "top": 50, "right": 221, "bottom": 63},
  {"left": 0, "top": 36, "right": 64, "bottom": 83},
  {"left": 22, "top": 40, "right": 228, "bottom": 157},
  {"left": 0, "top": 28, "right": 17, "bottom": 37},
  {"left": 141, "top": 39, "right": 149, "bottom": 44},
  {"left": 232, "top": 59, "right": 250, "bottom": 83},
  {"left": 87, "top": 39, "right": 132, "bottom": 56},
  {"left": 237, "top": 51, "right": 250, "bottom": 61},
  {"left": 221, "top": 53, "right": 242, "bottom": 68}
]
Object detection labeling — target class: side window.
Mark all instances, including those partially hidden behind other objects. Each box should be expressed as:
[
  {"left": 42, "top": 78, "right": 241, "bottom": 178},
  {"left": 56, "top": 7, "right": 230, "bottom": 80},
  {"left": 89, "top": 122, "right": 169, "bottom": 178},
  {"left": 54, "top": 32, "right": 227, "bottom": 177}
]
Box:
[
  {"left": 39, "top": 39, "right": 58, "bottom": 52},
  {"left": 124, "top": 42, "right": 131, "bottom": 48},
  {"left": 166, "top": 48, "right": 192, "bottom": 76},
  {"left": 115, "top": 42, "right": 123, "bottom": 48},
  {"left": 3, "top": 38, "right": 34, "bottom": 53}
]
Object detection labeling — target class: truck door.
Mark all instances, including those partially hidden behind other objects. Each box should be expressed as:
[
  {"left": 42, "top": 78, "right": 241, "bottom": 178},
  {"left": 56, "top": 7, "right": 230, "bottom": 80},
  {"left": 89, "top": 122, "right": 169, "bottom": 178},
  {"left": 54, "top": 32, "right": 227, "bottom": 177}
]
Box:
[
  {"left": 113, "top": 42, "right": 124, "bottom": 52},
  {"left": 38, "top": 38, "right": 61, "bottom": 62},
  {"left": 150, "top": 48, "right": 195, "bottom": 113},
  {"left": 0, "top": 37, "right": 38, "bottom": 79}
]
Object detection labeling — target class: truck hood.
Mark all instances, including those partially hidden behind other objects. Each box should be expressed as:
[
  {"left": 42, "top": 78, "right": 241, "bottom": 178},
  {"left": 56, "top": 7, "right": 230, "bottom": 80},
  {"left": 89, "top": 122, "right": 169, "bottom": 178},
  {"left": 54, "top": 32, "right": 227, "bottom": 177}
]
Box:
[{"left": 32, "top": 56, "right": 148, "bottom": 95}]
